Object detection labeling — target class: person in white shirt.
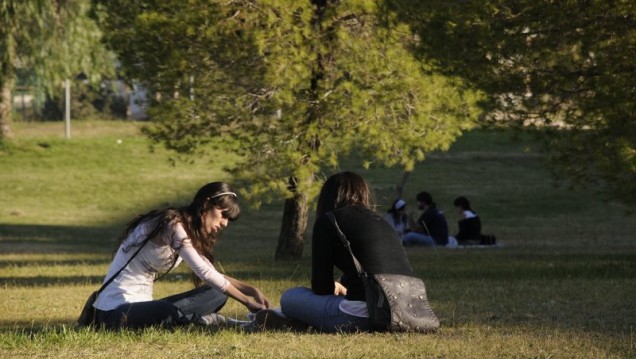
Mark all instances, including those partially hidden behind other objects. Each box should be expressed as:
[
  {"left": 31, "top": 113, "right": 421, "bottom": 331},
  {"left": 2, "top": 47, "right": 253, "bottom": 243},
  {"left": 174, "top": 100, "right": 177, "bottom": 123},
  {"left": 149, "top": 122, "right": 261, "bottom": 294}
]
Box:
[
  {"left": 383, "top": 198, "right": 408, "bottom": 239},
  {"left": 92, "top": 182, "right": 270, "bottom": 329}
]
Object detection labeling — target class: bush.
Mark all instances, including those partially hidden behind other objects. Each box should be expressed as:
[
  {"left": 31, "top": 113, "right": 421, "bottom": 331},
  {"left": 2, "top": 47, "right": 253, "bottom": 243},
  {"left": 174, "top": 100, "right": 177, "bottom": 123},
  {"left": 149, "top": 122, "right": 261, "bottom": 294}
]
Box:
[{"left": 38, "top": 79, "right": 128, "bottom": 121}]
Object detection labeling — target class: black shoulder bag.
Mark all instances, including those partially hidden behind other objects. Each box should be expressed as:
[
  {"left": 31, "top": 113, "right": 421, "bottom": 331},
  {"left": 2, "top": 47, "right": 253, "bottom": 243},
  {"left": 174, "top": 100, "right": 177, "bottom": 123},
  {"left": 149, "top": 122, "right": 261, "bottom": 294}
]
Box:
[
  {"left": 77, "top": 238, "right": 177, "bottom": 327},
  {"left": 326, "top": 212, "right": 440, "bottom": 333}
]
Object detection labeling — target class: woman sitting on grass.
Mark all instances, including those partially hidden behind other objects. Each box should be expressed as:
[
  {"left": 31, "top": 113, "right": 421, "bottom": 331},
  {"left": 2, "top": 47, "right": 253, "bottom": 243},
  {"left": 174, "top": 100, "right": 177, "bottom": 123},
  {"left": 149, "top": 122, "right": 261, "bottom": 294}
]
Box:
[
  {"left": 92, "top": 182, "right": 270, "bottom": 329},
  {"left": 256, "top": 171, "right": 416, "bottom": 332},
  {"left": 452, "top": 196, "right": 482, "bottom": 244},
  {"left": 383, "top": 198, "right": 409, "bottom": 239}
]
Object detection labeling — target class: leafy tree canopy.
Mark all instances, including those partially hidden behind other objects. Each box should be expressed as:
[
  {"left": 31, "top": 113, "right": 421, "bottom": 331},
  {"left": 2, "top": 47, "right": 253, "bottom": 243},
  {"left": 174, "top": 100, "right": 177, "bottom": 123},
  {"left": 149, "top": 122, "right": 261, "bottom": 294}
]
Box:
[
  {"left": 0, "top": 0, "right": 114, "bottom": 138},
  {"left": 98, "top": 0, "right": 483, "bottom": 257},
  {"left": 100, "top": 0, "right": 482, "bottom": 198},
  {"left": 388, "top": 0, "right": 636, "bottom": 205}
]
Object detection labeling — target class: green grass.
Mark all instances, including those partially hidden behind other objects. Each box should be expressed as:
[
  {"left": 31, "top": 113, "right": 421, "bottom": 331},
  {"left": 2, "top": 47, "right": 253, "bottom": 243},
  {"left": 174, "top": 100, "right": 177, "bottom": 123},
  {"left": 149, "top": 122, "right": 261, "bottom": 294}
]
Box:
[{"left": 1, "top": 121, "right": 635, "bottom": 358}]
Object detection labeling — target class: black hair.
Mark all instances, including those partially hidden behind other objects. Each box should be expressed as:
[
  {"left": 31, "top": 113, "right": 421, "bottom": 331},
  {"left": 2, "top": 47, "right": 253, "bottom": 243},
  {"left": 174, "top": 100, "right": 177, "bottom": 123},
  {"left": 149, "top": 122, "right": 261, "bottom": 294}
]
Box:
[
  {"left": 416, "top": 191, "right": 435, "bottom": 207},
  {"left": 453, "top": 196, "right": 473, "bottom": 212}
]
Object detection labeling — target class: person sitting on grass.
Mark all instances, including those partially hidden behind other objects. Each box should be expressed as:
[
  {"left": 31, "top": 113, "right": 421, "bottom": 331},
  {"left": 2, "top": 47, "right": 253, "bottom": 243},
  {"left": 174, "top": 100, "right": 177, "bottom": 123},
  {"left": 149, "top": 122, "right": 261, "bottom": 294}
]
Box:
[
  {"left": 383, "top": 198, "right": 409, "bottom": 239},
  {"left": 91, "top": 182, "right": 270, "bottom": 329},
  {"left": 451, "top": 196, "right": 497, "bottom": 246},
  {"left": 452, "top": 196, "right": 482, "bottom": 245},
  {"left": 402, "top": 191, "right": 449, "bottom": 246},
  {"left": 254, "top": 171, "right": 418, "bottom": 332}
]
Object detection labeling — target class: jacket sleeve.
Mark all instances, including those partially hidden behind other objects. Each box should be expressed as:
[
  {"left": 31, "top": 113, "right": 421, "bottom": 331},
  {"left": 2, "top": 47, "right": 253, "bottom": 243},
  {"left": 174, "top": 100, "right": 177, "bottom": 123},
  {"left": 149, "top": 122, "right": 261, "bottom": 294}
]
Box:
[{"left": 311, "top": 215, "right": 336, "bottom": 295}]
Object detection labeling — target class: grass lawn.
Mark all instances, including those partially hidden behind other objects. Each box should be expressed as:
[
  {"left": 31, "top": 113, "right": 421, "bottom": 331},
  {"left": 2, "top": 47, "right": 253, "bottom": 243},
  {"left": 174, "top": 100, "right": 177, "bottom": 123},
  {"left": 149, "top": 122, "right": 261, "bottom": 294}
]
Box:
[{"left": 1, "top": 121, "right": 634, "bottom": 358}]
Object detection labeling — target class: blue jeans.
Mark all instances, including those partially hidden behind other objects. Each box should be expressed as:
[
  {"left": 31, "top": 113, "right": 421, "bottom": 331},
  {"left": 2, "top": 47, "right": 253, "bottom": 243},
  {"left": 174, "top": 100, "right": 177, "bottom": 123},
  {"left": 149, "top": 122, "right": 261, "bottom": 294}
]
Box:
[
  {"left": 96, "top": 285, "right": 228, "bottom": 329},
  {"left": 402, "top": 231, "right": 436, "bottom": 246},
  {"left": 280, "top": 287, "right": 371, "bottom": 333}
]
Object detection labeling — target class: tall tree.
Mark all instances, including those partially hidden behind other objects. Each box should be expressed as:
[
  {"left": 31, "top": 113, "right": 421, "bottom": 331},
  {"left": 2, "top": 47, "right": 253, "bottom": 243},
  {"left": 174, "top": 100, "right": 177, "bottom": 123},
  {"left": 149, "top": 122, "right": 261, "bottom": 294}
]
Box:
[
  {"left": 99, "top": 0, "right": 483, "bottom": 259},
  {"left": 0, "top": 0, "right": 113, "bottom": 139},
  {"left": 388, "top": 0, "right": 636, "bottom": 205}
]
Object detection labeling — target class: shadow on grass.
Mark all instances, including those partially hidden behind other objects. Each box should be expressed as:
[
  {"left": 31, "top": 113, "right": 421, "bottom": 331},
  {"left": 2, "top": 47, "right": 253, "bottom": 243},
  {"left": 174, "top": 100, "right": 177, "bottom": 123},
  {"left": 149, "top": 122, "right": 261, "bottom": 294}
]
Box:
[
  {"left": 0, "top": 274, "right": 186, "bottom": 288},
  {"left": 0, "top": 275, "right": 106, "bottom": 287},
  {"left": 406, "top": 250, "right": 636, "bottom": 281},
  {"left": 0, "top": 224, "right": 118, "bottom": 254},
  {"left": 0, "top": 319, "right": 76, "bottom": 333},
  {"left": 0, "top": 258, "right": 111, "bottom": 268},
  {"left": 0, "top": 266, "right": 310, "bottom": 288}
]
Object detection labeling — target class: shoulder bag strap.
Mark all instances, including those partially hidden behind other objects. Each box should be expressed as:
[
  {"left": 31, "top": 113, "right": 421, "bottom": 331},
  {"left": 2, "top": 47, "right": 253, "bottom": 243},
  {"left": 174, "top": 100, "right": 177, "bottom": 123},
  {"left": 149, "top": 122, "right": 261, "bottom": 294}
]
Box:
[
  {"left": 154, "top": 254, "right": 179, "bottom": 282},
  {"left": 325, "top": 212, "right": 368, "bottom": 278},
  {"left": 95, "top": 237, "right": 151, "bottom": 295}
]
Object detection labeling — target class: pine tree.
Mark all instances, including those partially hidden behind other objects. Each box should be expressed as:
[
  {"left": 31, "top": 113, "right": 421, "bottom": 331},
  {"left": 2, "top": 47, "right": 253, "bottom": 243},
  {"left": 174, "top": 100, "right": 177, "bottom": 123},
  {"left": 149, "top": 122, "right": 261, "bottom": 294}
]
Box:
[{"left": 100, "top": 0, "right": 483, "bottom": 259}]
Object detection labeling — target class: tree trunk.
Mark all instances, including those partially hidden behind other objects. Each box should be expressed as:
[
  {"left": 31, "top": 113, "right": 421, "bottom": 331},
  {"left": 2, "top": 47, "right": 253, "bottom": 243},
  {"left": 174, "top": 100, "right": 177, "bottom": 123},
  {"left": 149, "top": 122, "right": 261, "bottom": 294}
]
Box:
[
  {"left": 274, "top": 0, "right": 326, "bottom": 261},
  {"left": 1, "top": 29, "right": 15, "bottom": 141},
  {"left": 0, "top": 77, "right": 14, "bottom": 140},
  {"left": 396, "top": 170, "right": 411, "bottom": 199},
  {"left": 275, "top": 192, "right": 309, "bottom": 260}
]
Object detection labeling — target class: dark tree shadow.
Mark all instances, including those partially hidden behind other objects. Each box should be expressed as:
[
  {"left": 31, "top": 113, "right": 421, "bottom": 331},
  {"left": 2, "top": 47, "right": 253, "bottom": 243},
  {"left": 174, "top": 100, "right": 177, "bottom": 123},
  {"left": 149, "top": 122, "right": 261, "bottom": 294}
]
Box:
[{"left": 0, "top": 224, "right": 119, "bottom": 254}]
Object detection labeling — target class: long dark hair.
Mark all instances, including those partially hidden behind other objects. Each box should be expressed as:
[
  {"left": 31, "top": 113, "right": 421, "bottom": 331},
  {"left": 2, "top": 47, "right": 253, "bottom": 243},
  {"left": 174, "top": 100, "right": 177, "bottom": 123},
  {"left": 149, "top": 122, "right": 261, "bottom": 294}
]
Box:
[
  {"left": 316, "top": 171, "right": 375, "bottom": 218},
  {"left": 117, "top": 182, "right": 240, "bottom": 286}
]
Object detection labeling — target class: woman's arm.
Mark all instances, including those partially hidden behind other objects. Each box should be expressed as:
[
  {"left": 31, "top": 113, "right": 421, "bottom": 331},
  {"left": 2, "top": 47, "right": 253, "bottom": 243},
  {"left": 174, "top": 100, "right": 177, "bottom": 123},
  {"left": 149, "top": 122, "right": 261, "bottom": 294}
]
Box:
[
  {"left": 223, "top": 275, "right": 270, "bottom": 312},
  {"left": 171, "top": 223, "right": 269, "bottom": 312},
  {"left": 311, "top": 216, "right": 336, "bottom": 295}
]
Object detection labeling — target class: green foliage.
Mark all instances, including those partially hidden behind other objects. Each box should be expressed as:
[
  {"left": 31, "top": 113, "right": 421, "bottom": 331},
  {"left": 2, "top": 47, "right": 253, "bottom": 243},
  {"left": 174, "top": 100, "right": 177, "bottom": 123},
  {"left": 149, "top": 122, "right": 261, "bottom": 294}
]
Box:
[
  {"left": 8, "top": 0, "right": 114, "bottom": 91},
  {"left": 99, "top": 0, "right": 483, "bottom": 207},
  {"left": 0, "top": 0, "right": 115, "bottom": 137},
  {"left": 39, "top": 80, "right": 128, "bottom": 121},
  {"left": 386, "top": 0, "right": 636, "bottom": 205}
]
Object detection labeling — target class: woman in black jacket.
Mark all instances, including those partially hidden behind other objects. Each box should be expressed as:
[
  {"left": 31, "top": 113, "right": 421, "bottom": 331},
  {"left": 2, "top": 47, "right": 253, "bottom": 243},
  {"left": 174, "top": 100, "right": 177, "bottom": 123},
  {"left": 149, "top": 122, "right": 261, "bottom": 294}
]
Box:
[
  {"left": 270, "top": 172, "right": 416, "bottom": 332},
  {"left": 453, "top": 196, "right": 482, "bottom": 244}
]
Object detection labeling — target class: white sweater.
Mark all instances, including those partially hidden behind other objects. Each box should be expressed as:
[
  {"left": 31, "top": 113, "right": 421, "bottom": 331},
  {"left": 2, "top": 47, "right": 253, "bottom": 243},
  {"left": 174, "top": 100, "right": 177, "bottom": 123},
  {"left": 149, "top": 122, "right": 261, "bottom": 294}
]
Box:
[{"left": 93, "top": 220, "right": 229, "bottom": 311}]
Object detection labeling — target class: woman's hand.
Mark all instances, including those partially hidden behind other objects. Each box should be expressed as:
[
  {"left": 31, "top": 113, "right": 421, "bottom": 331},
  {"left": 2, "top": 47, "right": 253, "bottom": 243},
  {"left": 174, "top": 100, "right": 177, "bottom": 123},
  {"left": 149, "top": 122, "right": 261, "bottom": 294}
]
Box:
[
  {"left": 334, "top": 281, "right": 347, "bottom": 296},
  {"left": 224, "top": 275, "right": 271, "bottom": 312},
  {"left": 246, "top": 299, "right": 268, "bottom": 313},
  {"left": 250, "top": 287, "right": 271, "bottom": 309},
  {"left": 244, "top": 288, "right": 270, "bottom": 313}
]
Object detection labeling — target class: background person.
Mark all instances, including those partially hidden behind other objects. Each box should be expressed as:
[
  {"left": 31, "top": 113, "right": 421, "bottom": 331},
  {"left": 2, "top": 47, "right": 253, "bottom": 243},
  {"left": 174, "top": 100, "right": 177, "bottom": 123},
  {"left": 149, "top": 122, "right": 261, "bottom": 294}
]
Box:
[
  {"left": 92, "top": 182, "right": 270, "bottom": 329},
  {"left": 261, "top": 171, "right": 417, "bottom": 332},
  {"left": 383, "top": 198, "right": 409, "bottom": 239},
  {"left": 402, "top": 191, "right": 449, "bottom": 246},
  {"left": 452, "top": 196, "right": 482, "bottom": 244}
]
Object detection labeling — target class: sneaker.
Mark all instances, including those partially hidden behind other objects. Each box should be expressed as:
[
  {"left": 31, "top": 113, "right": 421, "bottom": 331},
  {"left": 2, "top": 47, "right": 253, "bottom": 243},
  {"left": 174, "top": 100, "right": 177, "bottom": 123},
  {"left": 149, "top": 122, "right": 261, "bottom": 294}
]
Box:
[
  {"left": 253, "top": 309, "right": 308, "bottom": 332},
  {"left": 195, "top": 313, "right": 228, "bottom": 326},
  {"left": 195, "top": 313, "right": 252, "bottom": 328}
]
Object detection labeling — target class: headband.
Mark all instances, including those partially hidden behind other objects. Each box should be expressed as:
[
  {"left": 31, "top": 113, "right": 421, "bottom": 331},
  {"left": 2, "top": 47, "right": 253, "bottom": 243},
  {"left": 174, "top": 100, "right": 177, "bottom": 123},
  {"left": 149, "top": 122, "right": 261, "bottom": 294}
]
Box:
[
  {"left": 395, "top": 199, "right": 406, "bottom": 209},
  {"left": 208, "top": 192, "right": 237, "bottom": 200}
]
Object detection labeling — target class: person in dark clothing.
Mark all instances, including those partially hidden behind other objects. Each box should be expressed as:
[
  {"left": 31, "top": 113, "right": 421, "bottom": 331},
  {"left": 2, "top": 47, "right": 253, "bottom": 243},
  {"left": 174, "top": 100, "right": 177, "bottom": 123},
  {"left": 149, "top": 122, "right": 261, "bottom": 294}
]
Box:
[
  {"left": 402, "top": 191, "right": 449, "bottom": 246},
  {"left": 452, "top": 196, "right": 482, "bottom": 244},
  {"left": 450, "top": 196, "right": 497, "bottom": 245},
  {"left": 263, "top": 171, "right": 416, "bottom": 332}
]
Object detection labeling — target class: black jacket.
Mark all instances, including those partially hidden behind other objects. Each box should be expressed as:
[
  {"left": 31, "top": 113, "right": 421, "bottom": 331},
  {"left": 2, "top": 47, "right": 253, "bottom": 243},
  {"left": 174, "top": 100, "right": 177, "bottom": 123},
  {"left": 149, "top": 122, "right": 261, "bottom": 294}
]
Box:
[
  {"left": 455, "top": 216, "right": 482, "bottom": 242},
  {"left": 417, "top": 207, "right": 449, "bottom": 245},
  {"left": 311, "top": 206, "right": 415, "bottom": 301}
]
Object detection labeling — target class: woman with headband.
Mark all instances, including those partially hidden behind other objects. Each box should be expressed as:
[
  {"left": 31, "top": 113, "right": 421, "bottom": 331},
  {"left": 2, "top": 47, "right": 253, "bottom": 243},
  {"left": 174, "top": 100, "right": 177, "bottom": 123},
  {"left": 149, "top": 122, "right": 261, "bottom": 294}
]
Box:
[{"left": 92, "top": 182, "right": 270, "bottom": 329}]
